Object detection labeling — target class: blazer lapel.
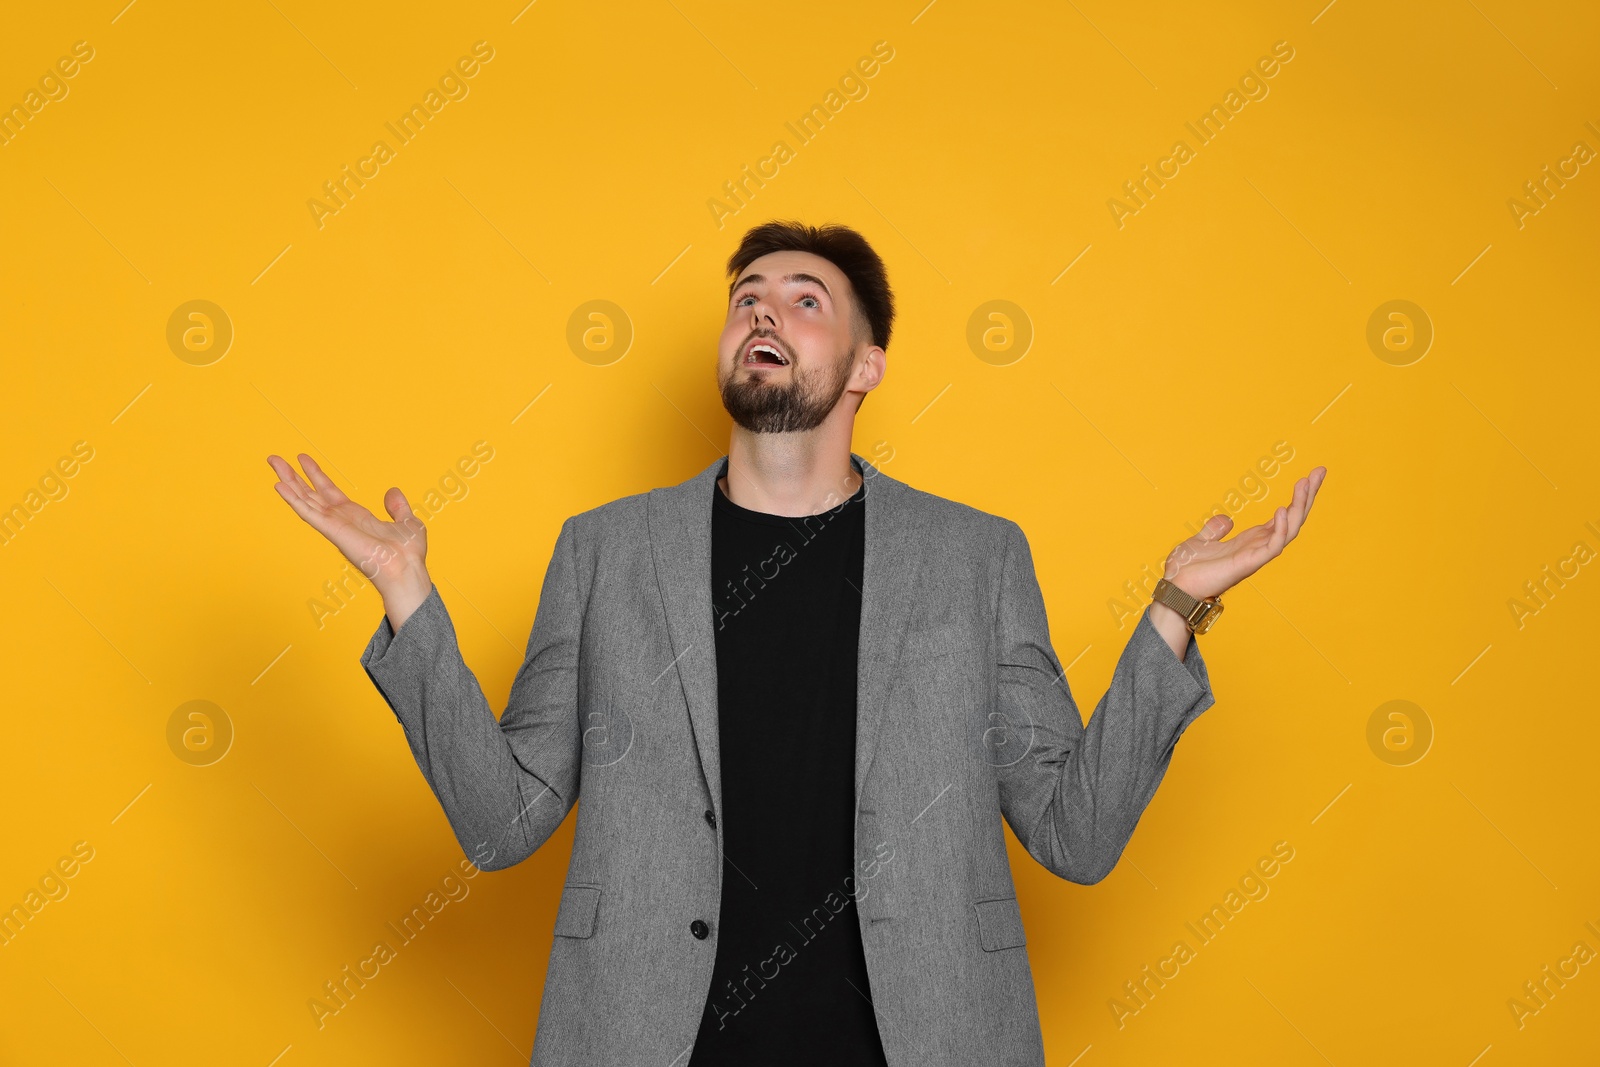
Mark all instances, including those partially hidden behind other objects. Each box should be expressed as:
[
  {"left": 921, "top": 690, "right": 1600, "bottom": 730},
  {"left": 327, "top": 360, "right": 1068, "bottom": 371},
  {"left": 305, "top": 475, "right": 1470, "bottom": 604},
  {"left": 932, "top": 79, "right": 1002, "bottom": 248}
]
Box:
[
  {"left": 648, "top": 457, "right": 727, "bottom": 819},
  {"left": 852, "top": 455, "right": 919, "bottom": 813},
  {"left": 647, "top": 451, "right": 920, "bottom": 826}
]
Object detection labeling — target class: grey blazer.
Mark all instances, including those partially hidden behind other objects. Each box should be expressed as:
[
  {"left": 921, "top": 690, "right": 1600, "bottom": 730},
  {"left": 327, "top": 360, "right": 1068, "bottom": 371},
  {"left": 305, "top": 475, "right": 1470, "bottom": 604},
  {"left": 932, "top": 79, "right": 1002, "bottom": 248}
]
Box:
[{"left": 360, "top": 451, "right": 1217, "bottom": 1065}]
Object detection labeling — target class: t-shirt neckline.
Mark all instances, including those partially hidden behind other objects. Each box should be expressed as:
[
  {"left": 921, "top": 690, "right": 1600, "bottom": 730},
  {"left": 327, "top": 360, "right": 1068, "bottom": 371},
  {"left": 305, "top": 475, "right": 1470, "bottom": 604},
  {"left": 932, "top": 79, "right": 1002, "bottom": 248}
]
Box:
[{"left": 713, "top": 457, "right": 866, "bottom": 527}]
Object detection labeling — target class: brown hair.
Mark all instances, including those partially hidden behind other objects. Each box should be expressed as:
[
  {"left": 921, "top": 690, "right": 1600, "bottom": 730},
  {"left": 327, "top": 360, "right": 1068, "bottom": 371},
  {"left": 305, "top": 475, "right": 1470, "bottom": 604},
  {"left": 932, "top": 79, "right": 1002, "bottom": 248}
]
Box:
[{"left": 725, "top": 220, "right": 896, "bottom": 351}]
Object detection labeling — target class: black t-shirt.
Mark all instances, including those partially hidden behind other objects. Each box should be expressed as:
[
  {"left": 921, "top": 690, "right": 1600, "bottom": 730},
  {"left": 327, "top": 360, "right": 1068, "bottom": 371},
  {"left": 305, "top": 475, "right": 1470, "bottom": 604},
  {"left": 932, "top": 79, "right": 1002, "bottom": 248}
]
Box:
[{"left": 688, "top": 459, "right": 887, "bottom": 1065}]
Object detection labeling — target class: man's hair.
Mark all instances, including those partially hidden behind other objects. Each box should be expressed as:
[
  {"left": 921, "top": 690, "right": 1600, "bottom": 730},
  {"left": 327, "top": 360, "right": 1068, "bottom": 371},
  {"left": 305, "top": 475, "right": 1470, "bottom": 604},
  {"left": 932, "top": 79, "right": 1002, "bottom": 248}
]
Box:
[{"left": 725, "top": 220, "right": 896, "bottom": 351}]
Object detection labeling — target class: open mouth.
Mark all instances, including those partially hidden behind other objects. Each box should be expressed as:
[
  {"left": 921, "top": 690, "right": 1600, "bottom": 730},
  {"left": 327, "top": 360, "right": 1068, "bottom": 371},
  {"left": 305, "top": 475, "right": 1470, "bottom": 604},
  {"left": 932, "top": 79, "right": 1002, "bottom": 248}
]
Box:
[{"left": 743, "top": 340, "right": 789, "bottom": 367}]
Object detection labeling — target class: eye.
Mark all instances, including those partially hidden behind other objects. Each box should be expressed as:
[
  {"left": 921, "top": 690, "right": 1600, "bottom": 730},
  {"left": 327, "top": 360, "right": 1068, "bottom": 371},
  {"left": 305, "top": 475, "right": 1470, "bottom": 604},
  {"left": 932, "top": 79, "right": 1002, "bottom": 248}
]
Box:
[{"left": 733, "top": 291, "right": 821, "bottom": 309}]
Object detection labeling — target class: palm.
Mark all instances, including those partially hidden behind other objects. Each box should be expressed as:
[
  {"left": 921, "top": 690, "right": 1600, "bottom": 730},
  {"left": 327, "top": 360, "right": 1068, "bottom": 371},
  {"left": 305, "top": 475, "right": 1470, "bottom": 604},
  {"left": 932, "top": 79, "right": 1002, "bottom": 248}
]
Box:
[
  {"left": 266, "top": 452, "right": 426, "bottom": 585},
  {"left": 1165, "top": 466, "right": 1327, "bottom": 600}
]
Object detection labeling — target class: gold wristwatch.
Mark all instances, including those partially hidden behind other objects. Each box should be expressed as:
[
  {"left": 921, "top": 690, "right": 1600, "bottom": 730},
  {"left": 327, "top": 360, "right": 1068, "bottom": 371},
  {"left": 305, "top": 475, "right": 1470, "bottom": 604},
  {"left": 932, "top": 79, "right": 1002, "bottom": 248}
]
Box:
[{"left": 1152, "top": 577, "right": 1223, "bottom": 635}]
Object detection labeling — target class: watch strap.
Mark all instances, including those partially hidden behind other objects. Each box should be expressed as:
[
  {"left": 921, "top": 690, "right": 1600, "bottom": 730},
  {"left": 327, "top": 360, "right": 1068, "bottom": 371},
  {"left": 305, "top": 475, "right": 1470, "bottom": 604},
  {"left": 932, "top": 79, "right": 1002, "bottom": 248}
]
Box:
[{"left": 1153, "top": 577, "right": 1223, "bottom": 634}]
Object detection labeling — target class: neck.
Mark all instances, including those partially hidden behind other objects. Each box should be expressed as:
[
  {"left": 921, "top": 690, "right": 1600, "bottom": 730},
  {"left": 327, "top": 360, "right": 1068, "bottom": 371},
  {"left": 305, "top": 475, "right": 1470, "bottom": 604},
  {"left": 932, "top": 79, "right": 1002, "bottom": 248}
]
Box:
[{"left": 718, "top": 421, "right": 862, "bottom": 516}]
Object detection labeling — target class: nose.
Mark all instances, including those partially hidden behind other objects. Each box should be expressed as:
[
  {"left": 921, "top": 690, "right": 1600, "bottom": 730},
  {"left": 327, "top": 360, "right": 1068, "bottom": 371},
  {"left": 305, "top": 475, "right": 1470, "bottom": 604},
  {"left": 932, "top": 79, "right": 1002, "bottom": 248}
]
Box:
[{"left": 749, "top": 295, "right": 778, "bottom": 330}]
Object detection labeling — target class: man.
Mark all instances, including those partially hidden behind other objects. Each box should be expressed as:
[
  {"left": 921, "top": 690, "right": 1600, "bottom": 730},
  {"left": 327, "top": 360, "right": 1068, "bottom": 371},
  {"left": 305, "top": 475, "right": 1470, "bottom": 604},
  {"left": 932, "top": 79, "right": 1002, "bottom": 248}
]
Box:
[{"left": 268, "top": 220, "right": 1325, "bottom": 1065}]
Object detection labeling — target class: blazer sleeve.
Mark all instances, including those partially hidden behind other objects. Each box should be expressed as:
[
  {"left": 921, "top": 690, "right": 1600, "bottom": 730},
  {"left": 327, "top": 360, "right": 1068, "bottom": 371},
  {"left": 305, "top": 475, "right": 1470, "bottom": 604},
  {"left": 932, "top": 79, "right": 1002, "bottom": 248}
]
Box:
[
  {"left": 993, "top": 519, "right": 1216, "bottom": 884},
  {"left": 359, "top": 516, "right": 583, "bottom": 872}
]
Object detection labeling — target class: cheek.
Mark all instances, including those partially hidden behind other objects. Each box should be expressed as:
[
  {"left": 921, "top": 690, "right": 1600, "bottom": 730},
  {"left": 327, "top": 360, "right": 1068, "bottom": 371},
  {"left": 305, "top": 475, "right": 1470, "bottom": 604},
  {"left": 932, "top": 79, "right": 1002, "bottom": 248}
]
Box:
[{"left": 791, "top": 320, "right": 840, "bottom": 360}]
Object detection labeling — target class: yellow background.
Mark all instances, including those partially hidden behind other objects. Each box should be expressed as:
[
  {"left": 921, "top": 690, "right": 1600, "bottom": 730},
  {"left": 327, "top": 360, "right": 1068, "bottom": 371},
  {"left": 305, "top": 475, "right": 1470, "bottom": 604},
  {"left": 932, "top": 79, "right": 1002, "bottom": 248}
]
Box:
[{"left": 2, "top": 0, "right": 1596, "bottom": 1063}]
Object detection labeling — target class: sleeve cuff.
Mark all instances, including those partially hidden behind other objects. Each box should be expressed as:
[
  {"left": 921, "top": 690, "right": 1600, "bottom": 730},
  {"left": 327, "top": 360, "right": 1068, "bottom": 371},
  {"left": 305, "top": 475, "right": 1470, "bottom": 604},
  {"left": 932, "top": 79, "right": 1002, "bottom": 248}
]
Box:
[
  {"left": 1130, "top": 602, "right": 1217, "bottom": 722},
  {"left": 359, "top": 582, "right": 448, "bottom": 724}
]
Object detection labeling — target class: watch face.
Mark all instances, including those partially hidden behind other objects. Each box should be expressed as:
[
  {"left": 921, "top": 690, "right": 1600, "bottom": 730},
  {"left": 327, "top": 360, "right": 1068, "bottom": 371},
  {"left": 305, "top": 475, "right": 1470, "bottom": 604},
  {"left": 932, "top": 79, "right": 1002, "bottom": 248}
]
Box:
[{"left": 1192, "top": 601, "right": 1222, "bottom": 634}]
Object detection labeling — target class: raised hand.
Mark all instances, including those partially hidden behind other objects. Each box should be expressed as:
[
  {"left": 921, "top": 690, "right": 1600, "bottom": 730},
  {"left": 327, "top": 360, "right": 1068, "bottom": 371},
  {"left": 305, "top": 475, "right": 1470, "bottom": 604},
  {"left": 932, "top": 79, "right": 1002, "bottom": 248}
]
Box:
[
  {"left": 1164, "top": 466, "right": 1327, "bottom": 601},
  {"left": 267, "top": 452, "right": 433, "bottom": 629}
]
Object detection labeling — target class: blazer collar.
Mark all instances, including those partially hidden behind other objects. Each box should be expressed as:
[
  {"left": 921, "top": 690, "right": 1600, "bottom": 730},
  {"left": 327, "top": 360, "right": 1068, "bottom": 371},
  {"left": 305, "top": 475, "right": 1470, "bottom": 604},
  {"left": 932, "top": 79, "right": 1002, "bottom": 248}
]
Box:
[{"left": 646, "top": 451, "right": 920, "bottom": 823}]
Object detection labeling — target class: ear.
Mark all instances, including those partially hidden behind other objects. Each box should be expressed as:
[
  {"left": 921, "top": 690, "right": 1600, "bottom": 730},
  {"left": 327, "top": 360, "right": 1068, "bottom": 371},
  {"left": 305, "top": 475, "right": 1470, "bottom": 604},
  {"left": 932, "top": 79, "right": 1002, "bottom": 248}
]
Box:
[{"left": 853, "top": 343, "right": 886, "bottom": 393}]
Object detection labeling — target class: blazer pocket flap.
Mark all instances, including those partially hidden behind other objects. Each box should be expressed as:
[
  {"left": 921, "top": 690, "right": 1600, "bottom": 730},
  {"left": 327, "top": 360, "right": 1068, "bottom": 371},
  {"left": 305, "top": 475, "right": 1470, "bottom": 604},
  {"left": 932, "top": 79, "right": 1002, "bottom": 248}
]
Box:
[
  {"left": 554, "top": 885, "right": 601, "bottom": 939},
  {"left": 973, "top": 896, "right": 1026, "bottom": 952}
]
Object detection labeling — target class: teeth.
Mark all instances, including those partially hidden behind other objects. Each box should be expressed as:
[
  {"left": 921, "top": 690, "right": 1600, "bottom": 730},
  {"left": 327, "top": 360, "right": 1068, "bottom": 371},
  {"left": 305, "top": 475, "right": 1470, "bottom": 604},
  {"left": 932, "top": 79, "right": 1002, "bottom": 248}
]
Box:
[{"left": 747, "top": 343, "right": 786, "bottom": 365}]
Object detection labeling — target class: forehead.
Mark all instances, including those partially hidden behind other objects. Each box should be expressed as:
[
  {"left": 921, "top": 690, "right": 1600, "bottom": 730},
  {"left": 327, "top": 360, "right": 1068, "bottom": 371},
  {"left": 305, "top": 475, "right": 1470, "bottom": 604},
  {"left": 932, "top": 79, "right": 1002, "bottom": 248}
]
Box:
[{"left": 731, "top": 250, "right": 849, "bottom": 294}]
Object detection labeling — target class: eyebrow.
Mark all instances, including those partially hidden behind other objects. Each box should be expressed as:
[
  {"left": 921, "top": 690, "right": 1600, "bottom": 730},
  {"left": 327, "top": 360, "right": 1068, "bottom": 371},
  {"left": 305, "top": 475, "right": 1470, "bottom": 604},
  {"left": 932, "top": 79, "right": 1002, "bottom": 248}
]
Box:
[{"left": 728, "top": 272, "right": 833, "bottom": 299}]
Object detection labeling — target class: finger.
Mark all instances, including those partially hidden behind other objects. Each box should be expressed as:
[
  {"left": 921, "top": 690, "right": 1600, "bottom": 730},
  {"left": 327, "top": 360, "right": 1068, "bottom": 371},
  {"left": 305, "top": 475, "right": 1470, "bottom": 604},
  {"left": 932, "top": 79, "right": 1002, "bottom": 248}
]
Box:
[
  {"left": 1288, "top": 466, "right": 1327, "bottom": 539},
  {"left": 1284, "top": 476, "right": 1310, "bottom": 541},
  {"left": 1258, "top": 505, "right": 1285, "bottom": 557},
  {"left": 1237, "top": 513, "right": 1282, "bottom": 542},
  {"left": 297, "top": 453, "right": 350, "bottom": 504},
  {"left": 271, "top": 476, "right": 325, "bottom": 528},
  {"left": 1302, "top": 466, "right": 1326, "bottom": 519},
  {"left": 267, "top": 453, "right": 311, "bottom": 494},
  {"left": 1168, "top": 514, "right": 1232, "bottom": 573},
  {"left": 382, "top": 486, "right": 413, "bottom": 522},
  {"left": 267, "top": 454, "right": 319, "bottom": 510},
  {"left": 382, "top": 487, "right": 426, "bottom": 538}
]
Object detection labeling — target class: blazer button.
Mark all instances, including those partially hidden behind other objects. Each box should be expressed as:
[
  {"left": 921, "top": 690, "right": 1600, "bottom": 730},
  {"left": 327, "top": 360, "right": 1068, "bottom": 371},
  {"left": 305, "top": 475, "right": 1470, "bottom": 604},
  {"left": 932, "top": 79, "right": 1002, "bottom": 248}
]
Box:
[
  {"left": 703, "top": 810, "right": 717, "bottom": 829},
  {"left": 690, "top": 919, "right": 710, "bottom": 940}
]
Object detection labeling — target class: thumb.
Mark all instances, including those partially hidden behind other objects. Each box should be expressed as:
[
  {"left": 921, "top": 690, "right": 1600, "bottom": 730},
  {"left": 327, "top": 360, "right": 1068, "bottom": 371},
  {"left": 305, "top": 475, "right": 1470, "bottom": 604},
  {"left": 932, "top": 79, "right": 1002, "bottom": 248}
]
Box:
[
  {"left": 1197, "top": 513, "right": 1232, "bottom": 542},
  {"left": 1169, "top": 514, "right": 1231, "bottom": 575},
  {"left": 383, "top": 487, "right": 420, "bottom": 527}
]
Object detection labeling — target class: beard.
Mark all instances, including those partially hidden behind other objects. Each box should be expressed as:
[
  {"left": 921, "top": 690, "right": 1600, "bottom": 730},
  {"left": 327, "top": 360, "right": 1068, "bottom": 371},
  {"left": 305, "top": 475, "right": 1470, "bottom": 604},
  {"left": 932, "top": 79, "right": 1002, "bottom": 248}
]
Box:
[{"left": 719, "top": 344, "right": 854, "bottom": 434}]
